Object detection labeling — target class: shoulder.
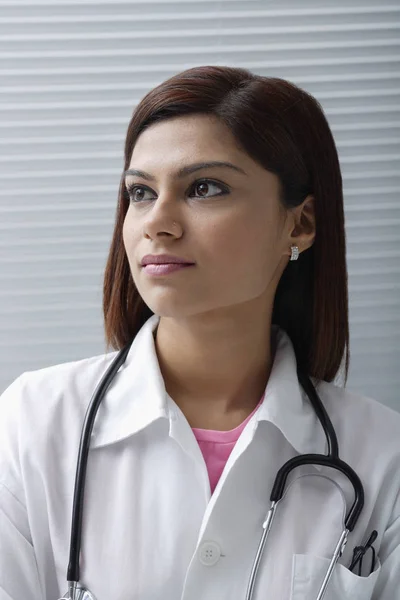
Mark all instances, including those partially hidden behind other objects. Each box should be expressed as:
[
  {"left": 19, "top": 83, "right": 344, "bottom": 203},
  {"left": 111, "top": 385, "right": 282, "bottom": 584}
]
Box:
[
  {"left": 315, "top": 378, "right": 400, "bottom": 466},
  {"left": 1, "top": 350, "right": 118, "bottom": 410},
  {"left": 0, "top": 350, "right": 120, "bottom": 438},
  {"left": 316, "top": 378, "right": 400, "bottom": 433},
  {"left": 0, "top": 351, "right": 118, "bottom": 491}
]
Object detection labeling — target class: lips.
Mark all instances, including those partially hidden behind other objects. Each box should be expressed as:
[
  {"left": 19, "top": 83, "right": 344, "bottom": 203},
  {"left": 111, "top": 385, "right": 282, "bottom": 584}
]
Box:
[
  {"left": 143, "top": 263, "right": 195, "bottom": 276},
  {"left": 141, "top": 254, "right": 195, "bottom": 267}
]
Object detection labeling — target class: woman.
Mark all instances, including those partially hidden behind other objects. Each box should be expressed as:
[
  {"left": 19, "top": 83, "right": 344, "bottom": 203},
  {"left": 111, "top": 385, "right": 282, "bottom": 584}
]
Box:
[{"left": 0, "top": 65, "right": 399, "bottom": 600}]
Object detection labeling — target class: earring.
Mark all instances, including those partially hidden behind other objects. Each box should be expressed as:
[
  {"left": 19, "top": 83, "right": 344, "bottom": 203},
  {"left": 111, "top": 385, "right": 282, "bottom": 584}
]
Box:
[{"left": 290, "top": 245, "right": 299, "bottom": 261}]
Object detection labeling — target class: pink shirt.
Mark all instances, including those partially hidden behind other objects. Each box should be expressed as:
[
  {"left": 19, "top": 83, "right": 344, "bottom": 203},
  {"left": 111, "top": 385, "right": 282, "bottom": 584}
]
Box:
[{"left": 192, "top": 394, "right": 264, "bottom": 494}]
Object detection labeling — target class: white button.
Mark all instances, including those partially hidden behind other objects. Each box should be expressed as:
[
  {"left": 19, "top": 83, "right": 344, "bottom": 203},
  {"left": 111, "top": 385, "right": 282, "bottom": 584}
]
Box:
[{"left": 198, "top": 541, "right": 221, "bottom": 566}]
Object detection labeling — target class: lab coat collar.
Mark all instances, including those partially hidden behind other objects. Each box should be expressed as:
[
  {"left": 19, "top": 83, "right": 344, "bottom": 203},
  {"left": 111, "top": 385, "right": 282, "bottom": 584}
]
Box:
[
  {"left": 256, "top": 327, "right": 326, "bottom": 458},
  {"left": 90, "top": 315, "right": 326, "bottom": 457},
  {"left": 90, "top": 314, "right": 169, "bottom": 448}
]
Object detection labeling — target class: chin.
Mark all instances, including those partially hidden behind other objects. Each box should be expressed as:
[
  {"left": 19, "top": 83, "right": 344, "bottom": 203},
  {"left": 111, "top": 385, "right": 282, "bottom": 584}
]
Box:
[{"left": 143, "top": 298, "right": 212, "bottom": 320}]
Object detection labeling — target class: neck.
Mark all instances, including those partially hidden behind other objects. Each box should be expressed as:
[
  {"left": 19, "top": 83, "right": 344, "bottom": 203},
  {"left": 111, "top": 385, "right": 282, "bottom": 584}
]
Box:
[{"left": 153, "top": 303, "right": 275, "bottom": 428}]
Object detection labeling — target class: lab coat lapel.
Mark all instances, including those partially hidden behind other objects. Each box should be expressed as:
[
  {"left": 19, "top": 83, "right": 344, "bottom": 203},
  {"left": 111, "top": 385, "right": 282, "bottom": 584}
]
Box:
[{"left": 192, "top": 325, "right": 327, "bottom": 544}]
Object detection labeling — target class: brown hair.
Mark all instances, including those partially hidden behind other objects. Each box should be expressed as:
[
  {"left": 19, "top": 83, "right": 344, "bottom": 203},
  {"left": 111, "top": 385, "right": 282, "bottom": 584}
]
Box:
[{"left": 103, "top": 65, "right": 349, "bottom": 384}]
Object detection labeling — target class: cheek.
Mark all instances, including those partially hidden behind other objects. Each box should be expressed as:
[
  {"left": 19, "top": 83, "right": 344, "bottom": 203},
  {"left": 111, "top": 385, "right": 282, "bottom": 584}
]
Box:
[
  {"left": 123, "top": 208, "right": 135, "bottom": 241},
  {"left": 122, "top": 216, "right": 127, "bottom": 245},
  {"left": 209, "top": 210, "right": 280, "bottom": 268},
  {"left": 122, "top": 211, "right": 139, "bottom": 261},
  {"left": 122, "top": 218, "right": 130, "bottom": 255}
]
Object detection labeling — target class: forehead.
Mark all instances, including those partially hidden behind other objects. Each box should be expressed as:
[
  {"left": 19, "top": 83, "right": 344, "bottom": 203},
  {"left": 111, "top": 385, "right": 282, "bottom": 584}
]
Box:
[{"left": 129, "top": 114, "right": 244, "bottom": 165}]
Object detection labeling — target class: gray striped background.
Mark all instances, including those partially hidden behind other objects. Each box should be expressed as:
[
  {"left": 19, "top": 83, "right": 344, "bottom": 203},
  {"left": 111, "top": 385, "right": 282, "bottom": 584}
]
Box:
[{"left": 0, "top": 0, "right": 399, "bottom": 410}]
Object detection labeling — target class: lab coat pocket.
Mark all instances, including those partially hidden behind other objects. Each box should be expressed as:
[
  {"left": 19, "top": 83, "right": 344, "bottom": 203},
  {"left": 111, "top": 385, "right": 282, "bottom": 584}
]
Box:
[{"left": 290, "top": 553, "right": 381, "bottom": 600}]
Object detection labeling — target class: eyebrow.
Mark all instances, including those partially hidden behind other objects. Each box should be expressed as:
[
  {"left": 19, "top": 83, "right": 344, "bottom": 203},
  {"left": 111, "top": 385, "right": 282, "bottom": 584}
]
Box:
[{"left": 123, "top": 161, "right": 247, "bottom": 181}]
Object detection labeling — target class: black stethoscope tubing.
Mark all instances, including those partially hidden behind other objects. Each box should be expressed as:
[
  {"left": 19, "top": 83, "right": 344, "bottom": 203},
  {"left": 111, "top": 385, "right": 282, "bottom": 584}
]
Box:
[
  {"left": 67, "top": 341, "right": 132, "bottom": 584},
  {"left": 66, "top": 340, "right": 365, "bottom": 586}
]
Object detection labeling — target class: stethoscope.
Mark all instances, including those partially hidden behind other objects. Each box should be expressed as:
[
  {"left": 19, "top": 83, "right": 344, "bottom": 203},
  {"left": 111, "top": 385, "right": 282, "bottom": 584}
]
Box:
[{"left": 60, "top": 340, "right": 365, "bottom": 600}]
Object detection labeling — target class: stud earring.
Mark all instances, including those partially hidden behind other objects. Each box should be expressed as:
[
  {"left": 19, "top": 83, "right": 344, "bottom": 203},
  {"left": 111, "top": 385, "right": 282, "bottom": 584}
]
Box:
[{"left": 290, "top": 245, "right": 299, "bottom": 261}]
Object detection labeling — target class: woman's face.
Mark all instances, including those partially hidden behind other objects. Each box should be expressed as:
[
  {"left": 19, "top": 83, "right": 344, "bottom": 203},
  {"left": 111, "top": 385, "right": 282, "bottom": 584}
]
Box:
[{"left": 123, "top": 113, "right": 296, "bottom": 319}]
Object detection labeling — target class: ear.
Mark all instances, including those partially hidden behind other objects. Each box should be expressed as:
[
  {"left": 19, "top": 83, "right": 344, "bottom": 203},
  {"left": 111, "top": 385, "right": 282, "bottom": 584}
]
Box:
[{"left": 287, "top": 194, "right": 316, "bottom": 257}]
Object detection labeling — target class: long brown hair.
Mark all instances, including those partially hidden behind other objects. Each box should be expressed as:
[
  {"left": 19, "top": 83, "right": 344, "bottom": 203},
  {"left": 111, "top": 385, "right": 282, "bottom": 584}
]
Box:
[{"left": 103, "top": 65, "right": 349, "bottom": 384}]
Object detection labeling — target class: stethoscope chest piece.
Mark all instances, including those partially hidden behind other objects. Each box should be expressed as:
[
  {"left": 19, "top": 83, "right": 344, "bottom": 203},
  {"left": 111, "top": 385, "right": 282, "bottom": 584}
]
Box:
[{"left": 60, "top": 584, "right": 97, "bottom": 600}]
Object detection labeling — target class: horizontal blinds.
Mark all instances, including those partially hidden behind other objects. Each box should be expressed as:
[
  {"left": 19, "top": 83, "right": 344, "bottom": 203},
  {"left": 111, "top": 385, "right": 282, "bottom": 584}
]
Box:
[{"left": 0, "top": 0, "right": 399, "bottom": 410}]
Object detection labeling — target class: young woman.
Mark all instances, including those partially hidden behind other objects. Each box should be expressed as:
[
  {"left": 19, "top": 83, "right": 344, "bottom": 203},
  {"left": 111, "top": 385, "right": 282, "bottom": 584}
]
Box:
[{"left": 1, "top": 65, "right": 399, "bottom": 600}]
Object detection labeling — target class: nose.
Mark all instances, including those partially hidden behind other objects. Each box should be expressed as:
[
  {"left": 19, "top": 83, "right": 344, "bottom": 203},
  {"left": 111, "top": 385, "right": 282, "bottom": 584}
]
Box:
[{"left": 142, "top": 193, "right": 183, "bottom": 240}]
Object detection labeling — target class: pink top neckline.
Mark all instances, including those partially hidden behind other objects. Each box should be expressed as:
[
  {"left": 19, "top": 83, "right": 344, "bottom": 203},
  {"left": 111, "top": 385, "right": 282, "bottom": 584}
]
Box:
[
  {"left": 191, "top": 394, "right": 265, "bottom": 494},
  {"left": 192, "top": 395, "right": 264, "bottom": 441}
]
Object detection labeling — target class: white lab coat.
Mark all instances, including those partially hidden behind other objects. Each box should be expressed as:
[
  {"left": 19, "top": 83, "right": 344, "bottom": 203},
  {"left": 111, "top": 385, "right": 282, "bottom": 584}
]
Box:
[{"left": 1, "top": 314, "right": 400, "bottom": 600}]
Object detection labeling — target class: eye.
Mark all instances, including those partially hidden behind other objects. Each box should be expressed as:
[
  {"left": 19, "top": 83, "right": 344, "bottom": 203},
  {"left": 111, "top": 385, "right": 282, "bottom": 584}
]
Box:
[
  {"left": 125, "top": 179, "right": 229, "bottom": 203},
  {"left": 125, "top": 183, "right": 155, "bottom": 203},
  {"left": 189, "top": 179, "right": 228, "bottom": 198}
]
